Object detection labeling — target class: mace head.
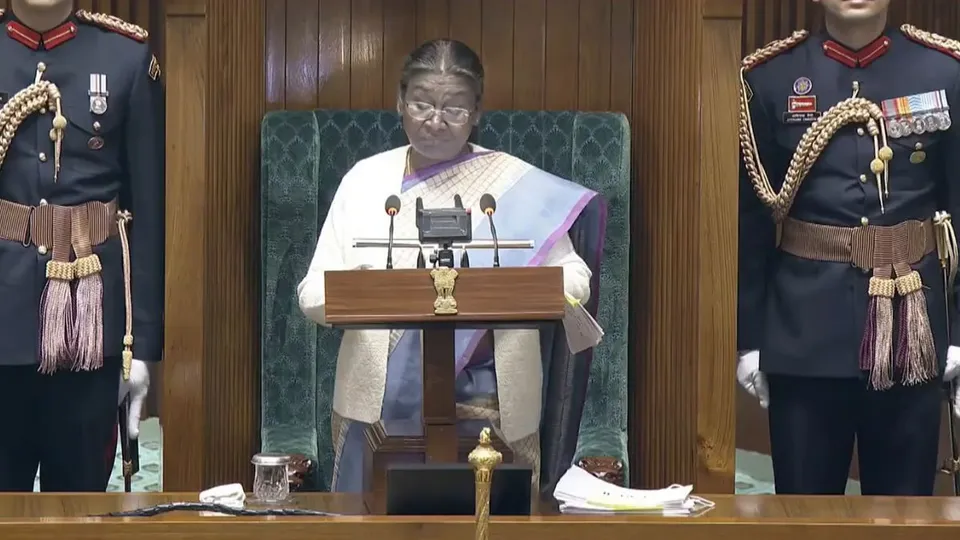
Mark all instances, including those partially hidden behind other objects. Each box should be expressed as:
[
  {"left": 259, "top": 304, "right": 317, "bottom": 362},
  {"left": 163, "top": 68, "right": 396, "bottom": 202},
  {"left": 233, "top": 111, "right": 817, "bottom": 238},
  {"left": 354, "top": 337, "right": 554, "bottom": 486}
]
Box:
[{"left": 468, "top": 427, "right": 503, "bottom": 470}]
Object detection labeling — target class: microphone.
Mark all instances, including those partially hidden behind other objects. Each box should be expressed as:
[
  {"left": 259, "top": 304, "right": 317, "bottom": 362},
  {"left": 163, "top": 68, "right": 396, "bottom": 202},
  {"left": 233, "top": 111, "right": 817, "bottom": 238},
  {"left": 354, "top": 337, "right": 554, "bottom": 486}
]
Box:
[
  {"left": 384, "top": 194, "right": 401, "bottom": 269},
  {"left": 453, "top": 194, "right": 464, "bottom": 208},
  {"left": 479, "top": 193, "right": 500, "bottom": 268}
]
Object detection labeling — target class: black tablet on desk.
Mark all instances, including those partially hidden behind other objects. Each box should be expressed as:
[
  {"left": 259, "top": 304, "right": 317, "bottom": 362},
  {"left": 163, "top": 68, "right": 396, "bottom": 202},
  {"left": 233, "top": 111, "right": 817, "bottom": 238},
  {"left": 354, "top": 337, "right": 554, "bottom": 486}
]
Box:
[{"left": 385, "top": 463, "right": 533, "bottom": 516}]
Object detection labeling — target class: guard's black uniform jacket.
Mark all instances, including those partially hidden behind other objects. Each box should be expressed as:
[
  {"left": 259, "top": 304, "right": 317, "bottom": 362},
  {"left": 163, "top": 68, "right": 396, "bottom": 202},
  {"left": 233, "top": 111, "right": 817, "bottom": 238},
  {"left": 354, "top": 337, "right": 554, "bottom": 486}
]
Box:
[
  {"left": 0, "top": 10, "right": 165, "bottom": 366},
  {"left": 738, "top": 26, "right": 960, "bottom": 379}
]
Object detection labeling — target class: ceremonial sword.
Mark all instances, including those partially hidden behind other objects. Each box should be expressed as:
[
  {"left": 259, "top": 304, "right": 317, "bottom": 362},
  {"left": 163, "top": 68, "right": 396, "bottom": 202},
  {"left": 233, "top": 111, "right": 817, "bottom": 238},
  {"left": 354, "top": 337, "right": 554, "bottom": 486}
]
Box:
[
  {"left": 934, "top": 211, "right": 960, "bottom": 495},
  {"left": 118, "top": 394, "right": 139, "bottom": 492}
]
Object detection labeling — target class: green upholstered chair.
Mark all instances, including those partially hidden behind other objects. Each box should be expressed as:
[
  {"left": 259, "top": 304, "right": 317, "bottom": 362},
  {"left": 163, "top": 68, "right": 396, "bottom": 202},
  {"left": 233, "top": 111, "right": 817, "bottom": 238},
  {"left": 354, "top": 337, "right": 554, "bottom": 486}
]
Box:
[{"left": 260, "top": 110, "right": 631, "bottom": 490}]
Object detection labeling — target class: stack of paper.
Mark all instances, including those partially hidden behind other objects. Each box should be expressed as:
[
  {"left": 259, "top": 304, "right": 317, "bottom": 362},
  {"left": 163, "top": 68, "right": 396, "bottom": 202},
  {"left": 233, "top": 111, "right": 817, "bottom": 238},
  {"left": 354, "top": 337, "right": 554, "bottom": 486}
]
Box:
[
  {"left": 553, "top": 466, "right": 714, "bottom": 516},
  {"left": 562, "top": 294, "right": 604, "bottom": 353}
]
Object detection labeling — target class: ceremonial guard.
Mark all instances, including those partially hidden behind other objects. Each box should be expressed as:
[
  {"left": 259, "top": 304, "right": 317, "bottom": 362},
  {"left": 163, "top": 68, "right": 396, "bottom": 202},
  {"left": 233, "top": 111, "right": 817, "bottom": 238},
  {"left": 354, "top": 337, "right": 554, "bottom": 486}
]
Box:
[
  {"left": 736, "top": 0, "right": 960, "bottom": 495},
  {"left": 0, "top": 1, "right": 163, "bottom": 492}
]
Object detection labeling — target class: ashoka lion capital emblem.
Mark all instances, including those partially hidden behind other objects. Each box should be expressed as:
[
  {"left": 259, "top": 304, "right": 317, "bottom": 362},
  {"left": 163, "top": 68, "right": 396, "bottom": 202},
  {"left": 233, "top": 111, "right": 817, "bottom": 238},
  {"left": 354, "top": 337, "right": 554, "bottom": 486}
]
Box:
[{"left": 430, "top": 266, "right": 459, "bottom": 315}]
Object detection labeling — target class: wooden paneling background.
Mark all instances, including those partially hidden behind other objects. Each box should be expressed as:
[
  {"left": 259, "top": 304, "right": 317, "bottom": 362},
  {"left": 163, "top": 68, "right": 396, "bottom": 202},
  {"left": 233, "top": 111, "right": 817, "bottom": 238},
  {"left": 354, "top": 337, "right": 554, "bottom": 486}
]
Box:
[
  {"left": 736, "top": 0, "right": 960, "bottom": 496},
  {"left": 265, "top": 0, "right": 634, "bottom": 113}
]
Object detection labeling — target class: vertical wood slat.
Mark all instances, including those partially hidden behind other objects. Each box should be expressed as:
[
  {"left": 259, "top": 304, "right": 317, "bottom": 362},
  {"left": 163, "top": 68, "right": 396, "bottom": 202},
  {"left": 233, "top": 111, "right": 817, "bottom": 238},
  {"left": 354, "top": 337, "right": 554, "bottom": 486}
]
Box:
[
  {"left": 162, "top": 0, "right": 206, "bottom": 491},
  {"left": 284, "top": 0, "right": 319, "bottom": 109},
  {"left": 317, "top": 0, "right": 351, "bottom": 108},
  {"left": 544, "top": 0, "right": 580, "bottom": 110},
  {"left": 264, "top": 0, "right": 286, "bottom": 110},
  {"left": 699, "top": 0, "right": 742, "bottom": 494},
  {"left": 577, "top": 0, "right": 611, "bottom": 111},
  {"left": 349, "top": 0, "right": 383, "bottom": 109},
  {"left": 511, "top": 0, "right": 545, "bottom": 110},
  {"left": 479, "top": 0, "right": 514, "bottom": 110},
  {"left": 631, "top": 0, "right": 705, "bottom": 489},
  {"left": 609, "top": 0, "right": 634, "bottom": 117},
  {"left": 448, "top": 0, "right": 482, "bottom": 56},
  {"left": 417, "top": 0, "right": 449, "bottom": 45},
  {"left": 200, "top": 0, "right": 265, "bottom": 489},
  {"left": 381, "top": 0, "right": 417, "bottom": 107}
]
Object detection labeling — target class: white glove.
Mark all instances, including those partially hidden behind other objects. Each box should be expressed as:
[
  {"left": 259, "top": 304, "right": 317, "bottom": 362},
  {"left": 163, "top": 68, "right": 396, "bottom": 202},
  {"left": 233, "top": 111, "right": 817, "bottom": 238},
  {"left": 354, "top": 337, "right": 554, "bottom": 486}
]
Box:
[
  {"left": 737, "top": 350, "right": 769, "bottom": 409},
  {"left": 953, "top": 383, "right": 960, "bottom": 419},
  {"left": 118, "top": 359, "right": 150, "bottom": 438},
  {"left": 945, "top": 346, "right": 960, "bottom": 382}
]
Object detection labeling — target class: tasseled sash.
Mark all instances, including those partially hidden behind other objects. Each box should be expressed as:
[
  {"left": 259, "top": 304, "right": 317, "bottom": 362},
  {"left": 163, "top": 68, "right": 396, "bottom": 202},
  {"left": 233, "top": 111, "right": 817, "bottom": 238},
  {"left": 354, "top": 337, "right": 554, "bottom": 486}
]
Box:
[
  {"left": 858, "top": 264, "right": 936, "bottom": 389},
  {"left": 779, "top": 217, "right": 938, "bottom": 390},
  {"left": 39, "top": 203, "right": 113, "bottom": 373}
]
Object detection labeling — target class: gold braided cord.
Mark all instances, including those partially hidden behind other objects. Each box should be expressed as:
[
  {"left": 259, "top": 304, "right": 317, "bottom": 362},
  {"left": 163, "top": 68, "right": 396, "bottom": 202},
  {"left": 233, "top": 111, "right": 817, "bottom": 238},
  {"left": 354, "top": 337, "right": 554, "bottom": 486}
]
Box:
[
  {"left": 742, "top": 97, "right": 889, "bottom": 221},
  {"left": 900, "top": 24, "right": 960, "bottom": 58},
  {"left": 0, "top": 81, "right": 66, "bottom": 175},
  {"left": 741, "top": 30, "right": 809, "bottom": 70},
  {"left": 738, "top": 30, "right": 810, "bottom": 222},
  {"left": 738, "top": 30, "right": 895, "bottom": 222},
  {"left": 117, "top": 210, "right": 134, "bottom": 381},
  {"left": 75, "top": 9, "right": 148, "bottom": 41}
]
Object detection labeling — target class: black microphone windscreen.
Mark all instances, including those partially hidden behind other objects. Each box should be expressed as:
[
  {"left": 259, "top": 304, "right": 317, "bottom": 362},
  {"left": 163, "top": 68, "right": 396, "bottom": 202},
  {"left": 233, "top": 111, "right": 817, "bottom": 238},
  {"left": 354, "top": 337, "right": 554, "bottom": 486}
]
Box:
[
  {"left": 454, "top": 194, "right": 463, "bottom": 208},
  {"left": 385, "top": 194, "right": 401, "bottom": 214},
  {"left": 479, "top": 193, "right": 496, "bottom": 214}
]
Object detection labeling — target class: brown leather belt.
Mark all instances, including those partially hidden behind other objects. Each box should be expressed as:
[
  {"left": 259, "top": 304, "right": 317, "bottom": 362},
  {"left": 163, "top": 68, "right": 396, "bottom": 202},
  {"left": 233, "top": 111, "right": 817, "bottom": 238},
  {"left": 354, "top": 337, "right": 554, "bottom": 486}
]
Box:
[
  {"left": 778, "top": 216, "right": 935, "bottom": 270},
  {"left": 0, "top": 198, "right": 118, "bottom": 250}
]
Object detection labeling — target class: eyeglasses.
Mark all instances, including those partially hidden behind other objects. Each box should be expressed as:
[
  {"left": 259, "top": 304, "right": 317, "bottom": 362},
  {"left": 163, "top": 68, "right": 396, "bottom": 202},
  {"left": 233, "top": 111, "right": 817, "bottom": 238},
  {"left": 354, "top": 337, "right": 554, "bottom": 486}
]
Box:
[{"left": 404, "top": 101, "right": 472, "bottom": 126}]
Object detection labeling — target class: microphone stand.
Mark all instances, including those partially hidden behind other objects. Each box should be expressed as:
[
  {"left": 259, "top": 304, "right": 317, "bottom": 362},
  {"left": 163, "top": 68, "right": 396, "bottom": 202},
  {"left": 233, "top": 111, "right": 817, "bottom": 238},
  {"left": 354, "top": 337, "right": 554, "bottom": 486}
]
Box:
[
  {"left": 486, "top": 212, "right": 500, "bottom": 268},
  {"left": 386, "top": 213, "right": 396, "bottom": 270}
]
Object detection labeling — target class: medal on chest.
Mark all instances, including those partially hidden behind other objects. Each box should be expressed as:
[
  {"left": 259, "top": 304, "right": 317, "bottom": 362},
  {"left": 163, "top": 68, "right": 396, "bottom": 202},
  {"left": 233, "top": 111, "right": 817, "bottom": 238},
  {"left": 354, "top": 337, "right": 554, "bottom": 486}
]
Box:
[
  {"left": 881, "top": 90, "right": 951, "bottom": 139},
  {"left": 88, "top": 73, "right": 108, "bottom": 115}
]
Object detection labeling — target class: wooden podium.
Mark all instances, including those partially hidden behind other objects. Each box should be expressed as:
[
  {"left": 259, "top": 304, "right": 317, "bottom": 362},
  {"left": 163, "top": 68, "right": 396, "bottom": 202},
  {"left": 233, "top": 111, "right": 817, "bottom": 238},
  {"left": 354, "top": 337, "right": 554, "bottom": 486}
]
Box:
[{"left": 324, "top": 266, "right": 565, "bottom": 513}]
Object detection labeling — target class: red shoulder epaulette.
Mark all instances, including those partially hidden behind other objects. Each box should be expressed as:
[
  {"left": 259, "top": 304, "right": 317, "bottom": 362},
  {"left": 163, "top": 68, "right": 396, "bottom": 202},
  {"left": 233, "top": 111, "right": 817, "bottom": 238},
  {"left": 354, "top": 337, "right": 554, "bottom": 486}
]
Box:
[
  {"left": 901, "top": 24, "right": 960, "bottom": 61},
  {"left": 74, "top": 9, "right": 148, "bottom": 43},
  {"left": 742, "top": 30, "right": 810, "bottom": 71}
]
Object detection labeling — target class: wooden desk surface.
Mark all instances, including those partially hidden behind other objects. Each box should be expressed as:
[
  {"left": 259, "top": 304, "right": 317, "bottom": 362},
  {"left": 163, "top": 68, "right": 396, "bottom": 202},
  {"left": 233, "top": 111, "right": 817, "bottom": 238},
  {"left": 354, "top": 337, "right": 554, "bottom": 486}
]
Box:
[{"left": 2, "top": 492, "right": 960, "bottom": 540}]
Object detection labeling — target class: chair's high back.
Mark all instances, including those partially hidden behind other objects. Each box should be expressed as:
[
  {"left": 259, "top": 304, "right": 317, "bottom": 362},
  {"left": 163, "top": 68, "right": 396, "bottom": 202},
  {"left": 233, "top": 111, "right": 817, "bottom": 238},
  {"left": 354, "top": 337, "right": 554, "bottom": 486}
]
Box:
[{"left": 260, "top": 110, "right": 630, "bottom": 490}]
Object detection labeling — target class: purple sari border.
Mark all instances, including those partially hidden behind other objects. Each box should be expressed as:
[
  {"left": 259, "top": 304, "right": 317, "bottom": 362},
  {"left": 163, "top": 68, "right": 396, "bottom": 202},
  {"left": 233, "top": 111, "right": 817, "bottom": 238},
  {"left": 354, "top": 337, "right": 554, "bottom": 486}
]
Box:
[
  {"left": 578, "top": 197, "right": 609, "bottom": 373},
  {"left": 454, "top": 190, "right": 599, "bottom": 376},
  {"left": 528, "top": 191, "right": 598, "bottom": 267},
  {"left": 400, "top": 150, "right": 495, "bottom": 191}
]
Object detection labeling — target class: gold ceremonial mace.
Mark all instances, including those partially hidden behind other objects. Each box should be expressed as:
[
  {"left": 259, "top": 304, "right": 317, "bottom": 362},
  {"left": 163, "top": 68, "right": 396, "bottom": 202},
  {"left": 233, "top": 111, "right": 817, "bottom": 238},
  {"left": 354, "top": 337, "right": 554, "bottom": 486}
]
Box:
[{"left": 468, "top": 428, "right": 502, "bottom": 540}]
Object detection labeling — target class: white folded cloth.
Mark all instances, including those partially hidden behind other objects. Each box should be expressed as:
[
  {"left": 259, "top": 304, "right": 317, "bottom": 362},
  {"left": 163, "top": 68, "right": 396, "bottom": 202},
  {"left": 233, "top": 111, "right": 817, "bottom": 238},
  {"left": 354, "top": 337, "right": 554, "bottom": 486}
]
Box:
[{"left": 200, "top": 483, "right": 246, "bottom": 509}]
